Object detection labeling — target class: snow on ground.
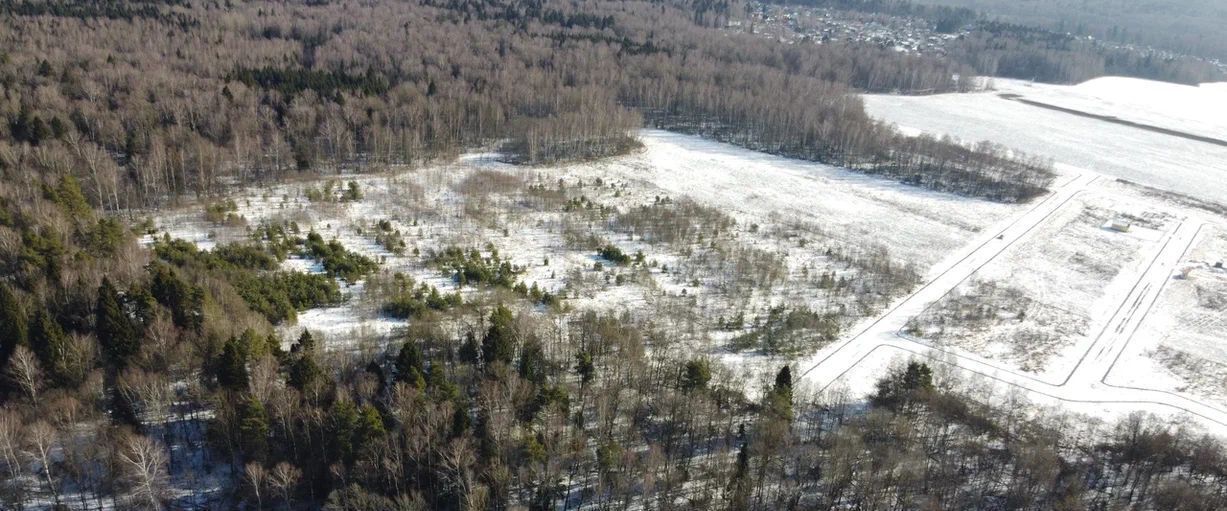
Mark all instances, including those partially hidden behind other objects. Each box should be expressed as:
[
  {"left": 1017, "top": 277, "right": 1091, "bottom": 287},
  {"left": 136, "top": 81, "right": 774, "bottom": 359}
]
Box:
[
  {"left": 989, "top": 77, "right": 1227, "bottom": 144},
  {"left": 146, "top": 130, "right": 1016, "bottom": 367},
  {"left": 846, "top": 78, "right": 1227, "bottom": 431},
  {"left": 583, "top": 130, "right": 1015, "bottom": 267},
  {"left": 863, "top": 84, "right": 1227, "bottom": 204},
  {"left": 1108, "top": 225, "right": 1227, "bottom": 408},
  {"left": 143, "top": 124, "right": 1227, "bottom": 432},
  {"left": 906, "top": 182, "right": 1178, "bottom": 379}
]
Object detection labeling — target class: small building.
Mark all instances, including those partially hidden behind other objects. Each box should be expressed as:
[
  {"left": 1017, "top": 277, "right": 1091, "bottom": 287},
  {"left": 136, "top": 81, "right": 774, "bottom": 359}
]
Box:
[{"left": 1105, "top": 217, "right": 1132, "bottom": 233}]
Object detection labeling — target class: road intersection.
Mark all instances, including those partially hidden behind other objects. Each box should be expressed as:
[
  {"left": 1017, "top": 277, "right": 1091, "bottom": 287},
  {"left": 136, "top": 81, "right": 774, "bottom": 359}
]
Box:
[{"left": 798, "top": 171, "right": 1226, "bottom": 429}]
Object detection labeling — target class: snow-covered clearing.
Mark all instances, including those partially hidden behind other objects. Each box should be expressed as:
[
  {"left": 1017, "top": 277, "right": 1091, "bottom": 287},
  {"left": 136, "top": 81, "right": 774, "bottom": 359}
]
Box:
[
  {"left": 863, "top": 79, "right": 1227, "bottom": 204},
  {"left": 145, "top": 130, "right": 1016, "bottom": 377},
  {"left": 573, "top": 131, "right": 1014, "bottom": 267}
]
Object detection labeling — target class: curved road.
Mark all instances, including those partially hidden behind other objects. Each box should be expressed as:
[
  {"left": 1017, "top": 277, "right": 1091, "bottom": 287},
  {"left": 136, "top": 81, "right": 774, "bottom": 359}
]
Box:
[{"left": 797, "top": 172, "right": 1227, "bottom": 429}]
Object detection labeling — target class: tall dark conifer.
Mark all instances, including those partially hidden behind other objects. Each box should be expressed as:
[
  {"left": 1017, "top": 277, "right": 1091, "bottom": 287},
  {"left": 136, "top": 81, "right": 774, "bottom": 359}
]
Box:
[
  {"left": 96, "top": 277, "right": 137, "bottom": 368},
  {"left": 482, "top": 305, "right": 517, "bottom": 367},
  {"left": 0, "top": 284, "right": 27, "bottom": 367},
  {"left": 28, "top": 309, "right": 69, "bottom": 384}
]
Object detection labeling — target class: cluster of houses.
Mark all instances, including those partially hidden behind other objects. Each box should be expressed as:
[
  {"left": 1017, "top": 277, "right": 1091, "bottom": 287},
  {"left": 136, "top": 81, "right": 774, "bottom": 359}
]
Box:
[{"left": 739, "top": 4, "right": 960, "bottom": 56}]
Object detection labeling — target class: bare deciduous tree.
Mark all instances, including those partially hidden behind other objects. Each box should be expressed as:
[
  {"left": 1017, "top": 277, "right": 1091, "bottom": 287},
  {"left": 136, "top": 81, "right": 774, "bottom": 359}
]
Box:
[{"left": 117, "top": 432, "right": 169, "bottom": 511}]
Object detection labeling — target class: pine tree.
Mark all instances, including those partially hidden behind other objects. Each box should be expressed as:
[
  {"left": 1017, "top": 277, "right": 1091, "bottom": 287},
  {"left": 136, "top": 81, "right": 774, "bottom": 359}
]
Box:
[
  {"left": 517, "top": 338, "right": 547, "bottom": 385},
  {"left": 459, "top": 330, "right": 480, "bottom": 364},
  {"left": 97, "top": 277, "right": 138, "bottom": 368},
  {"left": 27, "top": 309, "right": 69, "bottom": 385},
  {"left": 773, "top": 365, "right": 792, "bottom": 400},
  {"left": 0, "top": 284, "right": 27, "bottom": 367},
  {"left": 217, "top": 336, "right": 249, "bottom": 390},
  {"left": 394, "top": 341, "right": 425, "bottom": 388},
  {"left": 681, "top": 359, "right": 711, "bottom": 393},
  {"left": 481, "top": 305, "right": 517, "bottom": 367},
  {"left": 329, "top": 400, "right": 360, "bottom": 464},
  {"left": 239, "top": 396, "right": 270, "bottom": 463},
  {"left": 357, "top": 405, "right": 386, "bottom": 451},
  {"left": 872, "top": 361, "right": 935, "bottom": 410}
]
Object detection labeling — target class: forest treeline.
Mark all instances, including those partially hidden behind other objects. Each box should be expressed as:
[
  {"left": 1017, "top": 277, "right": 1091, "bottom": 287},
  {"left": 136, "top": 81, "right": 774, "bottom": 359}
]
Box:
[{"left": 0, "top": 0, "right": 1052, "bottom": 207}]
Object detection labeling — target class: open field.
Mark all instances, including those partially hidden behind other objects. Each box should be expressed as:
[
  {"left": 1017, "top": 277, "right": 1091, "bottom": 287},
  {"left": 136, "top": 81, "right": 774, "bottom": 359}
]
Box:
[
  {"left": 1108, "top": 225, "right": 1227, "bottom": 408},
  {"left": 863, "top": 80, "right": 1227, "bottom": 204},
  {"left": 843, "top": 76, "right": 1227, "bottom": 431},
  {"left": 906, "top": 186, "right": 1174, "bottom": 377},
  {"left": 991, "top": 77, "right": 1227, "bottom": 145}
]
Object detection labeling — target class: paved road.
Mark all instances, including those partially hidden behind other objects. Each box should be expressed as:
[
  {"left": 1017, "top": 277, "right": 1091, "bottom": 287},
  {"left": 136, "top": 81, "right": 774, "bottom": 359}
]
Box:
[{"left": 797, "top": 172, "right": 1227, "bottom": 429}]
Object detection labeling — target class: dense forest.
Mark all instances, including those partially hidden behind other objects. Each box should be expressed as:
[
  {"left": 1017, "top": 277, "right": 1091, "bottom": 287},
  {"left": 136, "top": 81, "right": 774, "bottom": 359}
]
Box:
[
  {"left": 0, "top": 0, "right": 1221, "bottom": 510},
  {"left": 0, "top": 0, "right": 1054, "bottom": 208}
]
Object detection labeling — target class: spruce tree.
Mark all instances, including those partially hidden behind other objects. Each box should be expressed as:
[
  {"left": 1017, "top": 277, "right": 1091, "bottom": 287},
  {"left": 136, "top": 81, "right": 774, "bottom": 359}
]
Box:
[
  {"left": 394, "top": 341, "right": 425, "bottom": 388},
  {"left": 481, "top": 305, "right": 517, "bottom": 367},
  {"left": 459, "top": 330, "right": 480, "bottom": 364},
  {"left": 681, "top": 359, "right": 711, "bottom": 393},
  {"left": 574, "top": 351, "right": 595, "bottom": 386},
  {"left": 773, "top": 365, "right": 792, "bottom": 400},
  {"left": 0, "top": 284, "right": 27, "bottom": 367},
  {"left": 291, "top": 329, "right": 316, "bottom": 354},
  {"left": 150, "top": 263, "right": 203, "bottom": 332},
  {"left": 450, "top": 403, "right": 471, "bottom": 439},
  {"left": 288, "top": 351, "right": 325, "bottom": 392},
  {"left": 28, "top": 309, "right": 69, "bottom": 385},
  {"left": 729, "top": 440, "right": 751, "bottom": 509},
  {"left": 767, "top": 365, "right": 794, "bottom": 422},
  {"left": 96, "top": 277, "right": 138, "bottom": 368},
  {"left": 238, "top": 396, "right": 270, "bottom": 463},
  {"left": 217, "top": 336, "right": 249, "bottom": 390},
  {"left": 518, "top": 338, "right": 547, "bottom": 385}
]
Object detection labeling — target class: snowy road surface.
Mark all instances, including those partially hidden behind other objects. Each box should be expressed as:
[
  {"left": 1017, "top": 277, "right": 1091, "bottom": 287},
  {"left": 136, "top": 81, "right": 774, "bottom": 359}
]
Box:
[{"left": 797, "top": 171, "right": 1227, "bottom": 429}]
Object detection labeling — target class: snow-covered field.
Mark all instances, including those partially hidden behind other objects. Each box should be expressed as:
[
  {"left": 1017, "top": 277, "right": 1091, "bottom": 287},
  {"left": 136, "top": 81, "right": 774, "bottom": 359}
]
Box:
[
  {"left": 863, "top": 79, "right": 1227, "bottom": 204},
  {"left": 1108, "top": 225, "right": 1227, "bottom": 408},
  {"left": 990, "top": 77, "right": 1227, "bottom": 144},
  {"left": 851, "top": 77, "right": 1227, "bottom": 432},
  {"left": 146, "top": 130, "right": 1014, "bottom": 367},
  {"left": 907, "top": 188, "right": 1172, "bottom": 377}
]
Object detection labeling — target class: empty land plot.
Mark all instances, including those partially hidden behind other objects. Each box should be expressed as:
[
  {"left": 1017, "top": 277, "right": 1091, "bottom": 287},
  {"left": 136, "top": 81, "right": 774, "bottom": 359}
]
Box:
[
  {"left": 1109, "top": 226, "right": 1227, "bottom": 407},
  {"left": 906, "top": 192, "right": 1172, "bottom": 376}
]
